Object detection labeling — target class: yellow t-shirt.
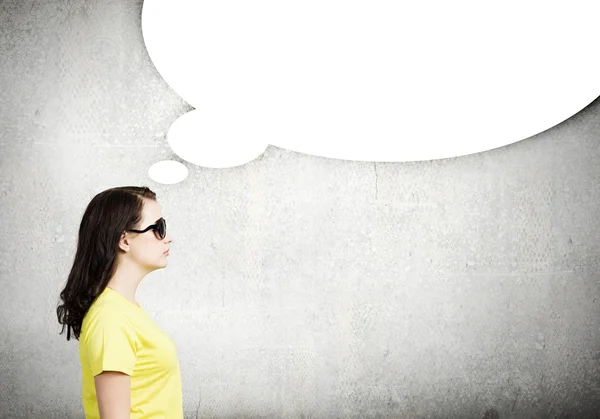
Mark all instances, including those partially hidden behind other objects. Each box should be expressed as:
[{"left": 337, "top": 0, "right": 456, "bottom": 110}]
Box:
[{"left": 79, "top": 286, "right": 183, "bottom": 418}]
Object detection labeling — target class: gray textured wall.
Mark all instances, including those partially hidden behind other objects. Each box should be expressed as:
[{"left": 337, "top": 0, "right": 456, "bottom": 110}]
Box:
[{"left": 1, "top": 0, "right": 600, "bottom": 418}]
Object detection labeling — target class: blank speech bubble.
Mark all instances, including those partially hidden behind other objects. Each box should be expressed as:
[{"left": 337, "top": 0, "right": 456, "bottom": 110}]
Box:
[{"left": 141, "top": 0, "right": 600, "bottom": 175}]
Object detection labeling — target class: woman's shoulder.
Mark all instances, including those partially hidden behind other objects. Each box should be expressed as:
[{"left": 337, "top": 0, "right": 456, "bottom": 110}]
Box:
[{"left": 81, "top": 293, "right": 133, "bottom": 337}]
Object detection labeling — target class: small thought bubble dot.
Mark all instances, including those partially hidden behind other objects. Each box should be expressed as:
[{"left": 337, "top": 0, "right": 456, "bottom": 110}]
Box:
[{"left": 148, "top": 160, "right": 189, "bottom": 184}]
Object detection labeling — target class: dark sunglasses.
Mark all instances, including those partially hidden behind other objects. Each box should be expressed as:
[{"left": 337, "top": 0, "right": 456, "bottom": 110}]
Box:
[{"left": 126, "top": 217, "right": 167, "bottom": 240}]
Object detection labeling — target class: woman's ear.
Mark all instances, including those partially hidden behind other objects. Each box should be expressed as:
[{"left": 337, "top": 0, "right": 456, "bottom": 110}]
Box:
[{"left": 118, "top": 231, "right": 130, "bottom": 253}]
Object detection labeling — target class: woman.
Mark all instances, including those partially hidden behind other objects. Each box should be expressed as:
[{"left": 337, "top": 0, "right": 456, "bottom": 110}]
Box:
[{"left": 56, "top": 186, "right": 182, "bottom": 418}]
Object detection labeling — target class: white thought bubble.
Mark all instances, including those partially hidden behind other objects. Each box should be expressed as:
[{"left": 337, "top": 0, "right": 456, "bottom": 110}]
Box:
[{"left": 141, "top": 0, "right": 600, "bottom": 180}]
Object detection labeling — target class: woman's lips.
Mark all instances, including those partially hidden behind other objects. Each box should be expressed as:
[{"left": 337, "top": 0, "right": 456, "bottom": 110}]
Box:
[{"left": 163, "top": 250, "right": 170, "bottom": 255}]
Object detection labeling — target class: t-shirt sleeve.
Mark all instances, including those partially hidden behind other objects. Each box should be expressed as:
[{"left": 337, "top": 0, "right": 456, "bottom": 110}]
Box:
[{"left": 85, "top": 310, "right": 139, "bottom": 377}]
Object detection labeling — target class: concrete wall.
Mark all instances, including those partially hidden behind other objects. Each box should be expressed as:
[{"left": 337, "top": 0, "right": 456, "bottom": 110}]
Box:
[{"left": 1, "top": 0, "right": 599, "bottom": 417}]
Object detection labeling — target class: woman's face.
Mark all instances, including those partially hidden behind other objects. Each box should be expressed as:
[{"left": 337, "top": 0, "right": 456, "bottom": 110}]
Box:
[{"left": 127, "top": 199, "right": 173, "bottom": 271}]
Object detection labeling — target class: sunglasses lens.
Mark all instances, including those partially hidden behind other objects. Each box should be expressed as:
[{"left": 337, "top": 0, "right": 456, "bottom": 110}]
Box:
[{"left": 157, "top": 218, "right": 166, "bottom": 239}]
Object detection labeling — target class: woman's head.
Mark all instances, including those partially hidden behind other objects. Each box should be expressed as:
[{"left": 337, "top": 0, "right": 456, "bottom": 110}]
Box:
[
  {"left": 56, "top": 186, "right": 172, "bottom": 341},
  {"left": 120, "top": 196, "right": 172, "bottom": 273}
]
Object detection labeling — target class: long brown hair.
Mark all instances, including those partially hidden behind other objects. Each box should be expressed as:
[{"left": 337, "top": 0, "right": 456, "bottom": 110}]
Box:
[{"left": 56, "top": 186, "right": 157, "bottom": 341}]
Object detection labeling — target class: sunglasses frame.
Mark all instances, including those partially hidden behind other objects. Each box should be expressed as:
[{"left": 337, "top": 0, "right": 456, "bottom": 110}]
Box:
[{"left": 126, "top": 217, "right": 167, "bottom": 240}]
